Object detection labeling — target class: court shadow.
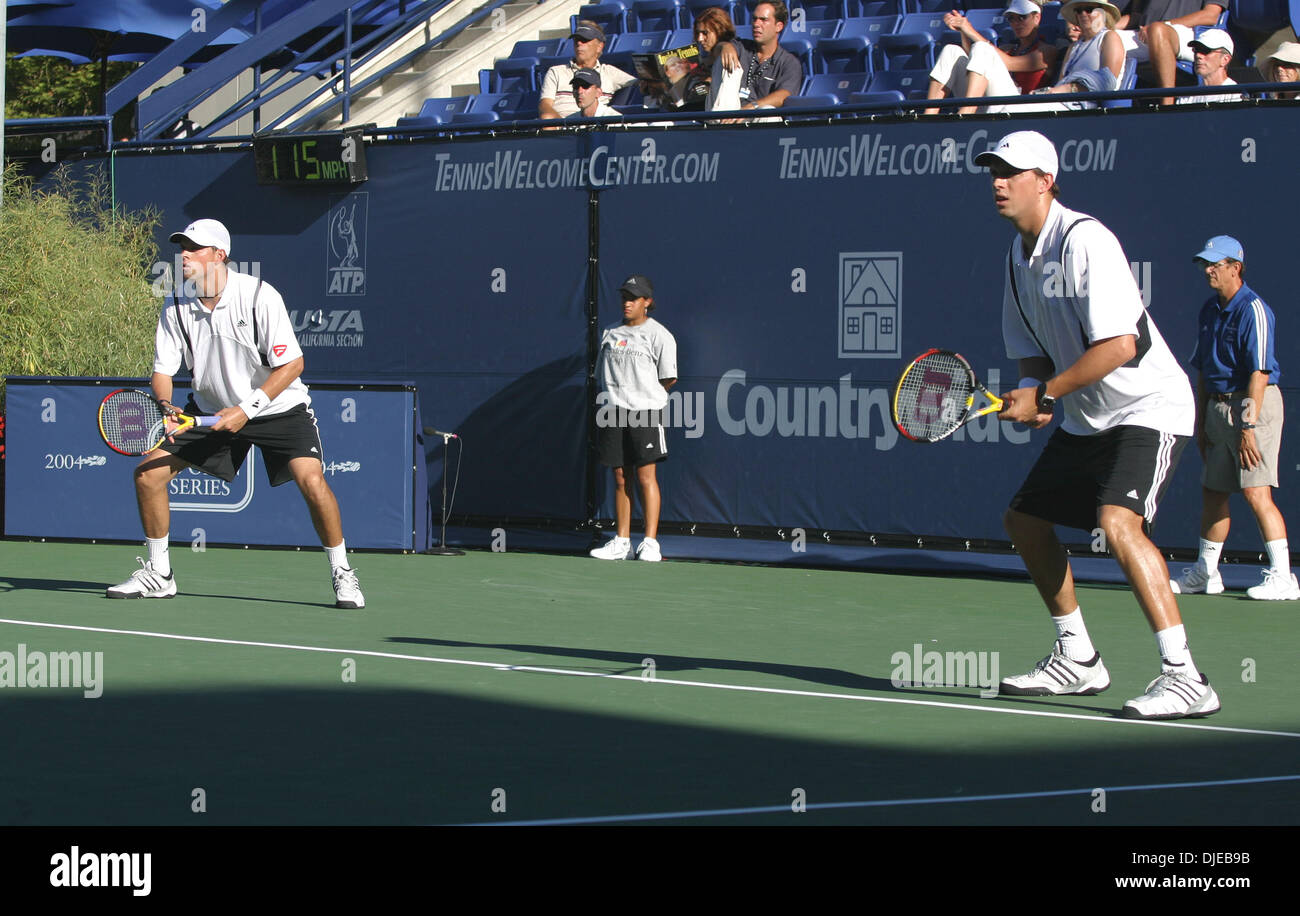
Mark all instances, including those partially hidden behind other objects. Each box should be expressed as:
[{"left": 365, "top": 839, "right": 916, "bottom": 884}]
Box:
[{"left": 2, "top": 683, "right": 1295, "bottom": 826}]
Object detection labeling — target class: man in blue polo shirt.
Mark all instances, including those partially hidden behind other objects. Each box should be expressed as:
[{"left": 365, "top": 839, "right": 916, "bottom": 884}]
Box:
[{"left": 1171, "top": 235, "right": 1298, "bottom": 600}]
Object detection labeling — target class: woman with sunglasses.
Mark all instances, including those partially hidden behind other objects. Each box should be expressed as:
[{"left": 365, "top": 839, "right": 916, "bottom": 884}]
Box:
[{"left": 1012, "top": 0, "right": 1125, "bottom": 110}]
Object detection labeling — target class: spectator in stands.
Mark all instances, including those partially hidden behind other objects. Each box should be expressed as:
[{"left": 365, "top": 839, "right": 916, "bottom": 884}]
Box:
[
  {"left": 539, "top": 21, "right": 635, "bottom": 119},
  {"left": 566, "top": 68, "right": 620, "bottom": 119},
  {"left": 932, "top": 0, "right": 1121, "bottom": 112},
  {"left": 694, "top": 6, "right": 744, "bottom": 110},
  {"left": 1174, "top": 29, "right": 1246, "bottom": 103},
  {"left": 1262, "top": 41, "right": 1300, "bottom": 99},
  {"left": 1009, "top": 0, "right": 1125, "bottom": 111},
  {"left": 1114, "top": 0, "right": 1227, "bottom": 106},
  {"left": 925, "top": 0, "right": 1060, "bottom": 114},
  {"left": 714, "top": 1, "right": 803, "bottom": 111}
]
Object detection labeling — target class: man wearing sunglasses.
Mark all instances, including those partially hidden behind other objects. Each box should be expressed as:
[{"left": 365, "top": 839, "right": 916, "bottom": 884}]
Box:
[
  {"left": 539, "top": 21, "right": 635, "bottom": 119},
  {"left": 1115, "top": 0, "right": 1228, "bottom": 105}
]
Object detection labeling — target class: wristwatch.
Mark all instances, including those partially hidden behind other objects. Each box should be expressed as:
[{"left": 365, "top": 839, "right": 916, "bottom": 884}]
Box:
[{"left": 1036, "top": 382, "right": 1056, "bottom": 415}]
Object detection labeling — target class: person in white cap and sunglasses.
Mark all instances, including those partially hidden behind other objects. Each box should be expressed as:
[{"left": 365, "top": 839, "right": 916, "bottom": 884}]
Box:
[
  {"left": 925, "top": 0, "right": 1060, "bottom": 114},
  {"left": 1114, "top": 0, "right": 1228, "bottom": 105},
  {"left": 1172, "top": 235, "right": 1298, "bottom": 600},
  {"left": 975, "top": 130, "right": 1219, "bottom": 720},
  {"left": 1173, "top": 28, "right": 1245, "bottom": 103},
  {"left": 106, "top": 219, "right": 365, "bottom": 610}
]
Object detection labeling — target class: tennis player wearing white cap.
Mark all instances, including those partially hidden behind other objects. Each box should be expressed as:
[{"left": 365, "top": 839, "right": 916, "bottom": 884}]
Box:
[
  {"left": 976, "top": 131, "right": 1219, "bottom": 719},
  {"left": 106, "top": 219, "right": 365, "bottom": 609}
]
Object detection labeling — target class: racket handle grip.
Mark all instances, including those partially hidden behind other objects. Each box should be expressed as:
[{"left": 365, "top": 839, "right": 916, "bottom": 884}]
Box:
[{"left": 195, "top": 416, "right": 222, "bottom": 427}]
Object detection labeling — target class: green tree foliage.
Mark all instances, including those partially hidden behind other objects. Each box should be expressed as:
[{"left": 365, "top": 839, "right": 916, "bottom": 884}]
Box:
[
  {"left": 5, "top": 53, "right": 137, "bottom": 120},
  {"left": 0, "top": 164, "right": 162, "bottom": 411}
]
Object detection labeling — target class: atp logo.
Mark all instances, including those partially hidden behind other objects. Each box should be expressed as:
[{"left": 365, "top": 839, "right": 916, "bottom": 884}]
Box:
[
  {"left": 327, "top": 193, "right": 368, "bottom": 296},
  {"left": 838, "top": 252, "right": 901, "bottom": 359}
]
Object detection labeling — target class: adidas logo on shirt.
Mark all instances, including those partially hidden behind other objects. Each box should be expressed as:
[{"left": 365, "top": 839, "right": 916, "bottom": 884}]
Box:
[{"left": 1127, "top": 489, "right": 1139, "bottom": 499}]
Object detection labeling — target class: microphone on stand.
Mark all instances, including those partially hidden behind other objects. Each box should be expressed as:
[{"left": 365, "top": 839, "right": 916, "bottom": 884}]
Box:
[{"left": 424, "top": 425, "right": 464, "bottom": 556}]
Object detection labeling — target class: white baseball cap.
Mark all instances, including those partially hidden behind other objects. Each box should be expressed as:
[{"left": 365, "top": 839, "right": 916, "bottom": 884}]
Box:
[
  {"left": 169, "top": 218, "right": 231, "bottom": 254},
  {"left": 1005, "top": 0, "right": 1042, "bottom": 15},
  {"left": 1189, "top": 28, "right": 1233, "bottom": 55},
  {"left": 974, "top": 130, "right": 1059, "bottom": 177}
]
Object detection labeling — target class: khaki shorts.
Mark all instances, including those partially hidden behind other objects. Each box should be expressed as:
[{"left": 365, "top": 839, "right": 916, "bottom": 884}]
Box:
[{"left": 1203, "top": 386, "right": 1283, "bottom": 491}]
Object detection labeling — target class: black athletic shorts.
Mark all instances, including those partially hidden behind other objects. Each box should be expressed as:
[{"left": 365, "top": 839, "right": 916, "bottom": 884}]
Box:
[
  {"left": 1010, "top": 425, "right": 1188, "bottom": 532},
  {"left": 160, "top": 402, "right": 324, "bottom": 487},
  {"left": 597, "top": 409, "right": 668, "bottom": 468}
]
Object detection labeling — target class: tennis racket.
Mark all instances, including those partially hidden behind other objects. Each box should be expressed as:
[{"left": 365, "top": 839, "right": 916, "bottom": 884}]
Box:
[
  {"left": 892, "top": 349, "right": 1004, "bottom": 443},
  {"left": 97, "top": 388, "right": 219, "bottom": 457}
]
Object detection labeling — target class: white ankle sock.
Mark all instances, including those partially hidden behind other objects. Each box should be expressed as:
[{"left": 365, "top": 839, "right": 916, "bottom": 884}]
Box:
[{"left": 147, "top": 537, "right": 171, "bottom": 576}]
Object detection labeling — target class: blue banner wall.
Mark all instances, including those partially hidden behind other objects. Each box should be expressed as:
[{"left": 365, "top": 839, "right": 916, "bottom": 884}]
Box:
[
  {"left": 33, "top": 108, "right": 1296, "bottom": 551},
  {"left": 4, "top": 379, "right": 422, "bottom": 549}
]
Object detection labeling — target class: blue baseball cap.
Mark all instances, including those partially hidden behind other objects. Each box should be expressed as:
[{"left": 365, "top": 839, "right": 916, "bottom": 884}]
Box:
[{"left": 1193, "top": 235, "right": 1244, "bottom": 263}]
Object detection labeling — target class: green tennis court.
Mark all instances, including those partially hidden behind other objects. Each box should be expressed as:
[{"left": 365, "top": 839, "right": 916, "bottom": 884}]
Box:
[{"left": 1, "top": 539, "right": 1297, "bottom": 825}]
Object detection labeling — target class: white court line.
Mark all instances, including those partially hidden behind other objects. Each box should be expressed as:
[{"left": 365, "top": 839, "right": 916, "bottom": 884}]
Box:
[
  {"left": 470, "top": 774, "right": 1300, "bottom": 826},
  {"left": 2, "top": 617, "right": 1299, "bottom": 740}
]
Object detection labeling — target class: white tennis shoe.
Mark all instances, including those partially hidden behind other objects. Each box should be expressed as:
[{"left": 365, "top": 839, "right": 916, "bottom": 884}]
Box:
[
  {"left": 635, "top": 538, "right": 662, "bottom": 562},
  {"left": 1245, "top": 568, "right": 1300, "bottom": 600},
  {"left": 998, "top": 645, "right": 1111, "bottom": 696},
  {"left": 1122, "top": 671, "right": 1221, "bottom": 719},
  {"left": 1169, "top": 564, "right": 1224, "bottom": 595},
  {"left": 106, "top": 558, "right": 177, "bottom": 599},
  {"left": 332, "top": 567, "right": 365, "bottom": 609},
  {"left": 590, "top": 537, "right": 631, "bottom": 560}
]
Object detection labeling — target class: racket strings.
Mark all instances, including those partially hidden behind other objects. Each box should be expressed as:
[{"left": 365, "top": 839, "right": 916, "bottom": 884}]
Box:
[
  {"left": 895, "top": 353, "right": 976, "bottom": 441},
  {"left": 100, "top": 392, "right": 163, "bottom": 453}
]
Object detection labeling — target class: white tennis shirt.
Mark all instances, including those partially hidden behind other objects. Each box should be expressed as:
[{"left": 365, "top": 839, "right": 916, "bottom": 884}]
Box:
[
  {"left": 1002, "top": 201, "right": 1194, "bottom": 437},
  {"left": 154, "top": 269, "right": 310, "bottom": 417}
]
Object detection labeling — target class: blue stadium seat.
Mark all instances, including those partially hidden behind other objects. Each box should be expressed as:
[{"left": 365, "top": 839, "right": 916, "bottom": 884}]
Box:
[
  {"left": 1038, "top": 2, "right": 1062, "bottom": 44},
  {"left": 734, "top": 24, "right": 753, "bottom": 39},
  {"left": 667, "top": 27, "right": 696, "bottom": 49},
  {"left": 480, "top": 56, "right": 540, "bottom": 94},
  {"left": 803, "top": 71, "right": 873, "bottom": 99},
  {"left": 1228, "top": 0, "right": 1288, "bottom": 35},
  {"left": 839, "top": 15, "right": 900, "bottom": 40},
  {"left": 395, "top": 96, "right": 471, "bottom": 129},
  {"left": 683, "top": 0, "right": 740, "bottom": 27},
  {"left": 791, "top": 18, "right": 842, "bottom": 41},
  {"left": 895, "top": 12, "right": 950, "bottom": 41},
  {"left": 868, "top": 69, "right": 930, "bottom": 97},
  {"left": 575, "top": 2, "right": 631, "bottom": 36},
  {"left": 509, "top": 39, "right": 564, "bottom": 59},
  {"left": 790, "top": 0, "right": 846, "bottom": 18},
  {"left": 609, "top": 30, "right": 672, "bottom": 53},
  {"left": 877, "top": 32, "right": 935, "bottom": 70},
  {"left": 908, "top": 0, "right": 951, "bottom": 10},
  {"left": 468, "top": 92, "right": 524, "bottom": 116},
  {"left": 507, "top": 91, "right": 542, "bottom": 119},
  {"left": 847, "top": 0, "right": 902, "bottom": 14},
  {"left": 782, "top": 36, "right": 817, "bottom": 75},
  {"left": 963, "top": 9, "right": 1006, "bottom": 36},
  {"left": 450, "top": 112, "right": 501, "bottom": 126},
  {"left": 847, "top": 89, "right": 907, "bottom": 110},
  {"left": 1100, "top": 56, "right": 1138, "bottom": 108},
  {"left": 814, "top": 35, "right": 873, "bottom": 74},
  {"left": 631, "top": 0, "right": 685, "bottom": 31},
  {"left": 781, "top": 93, "right": 843, "bottom": 111},
  {"left": 611, "top": 81, "right": 645, "bottom": 111}
]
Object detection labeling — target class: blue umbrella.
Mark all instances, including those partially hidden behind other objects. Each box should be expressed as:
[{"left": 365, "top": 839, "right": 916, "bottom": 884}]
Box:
[
  {"left": 8, "top": 0, "right": 248, "bottom": 61},
  {"left": 7, "top": 0, "right": 250, "bottom": 112}
]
